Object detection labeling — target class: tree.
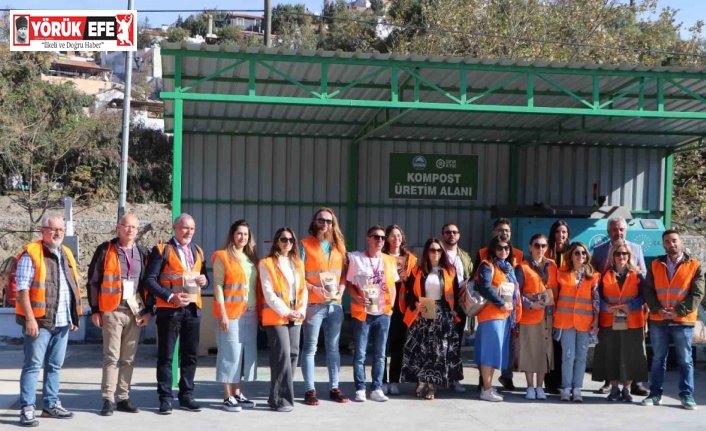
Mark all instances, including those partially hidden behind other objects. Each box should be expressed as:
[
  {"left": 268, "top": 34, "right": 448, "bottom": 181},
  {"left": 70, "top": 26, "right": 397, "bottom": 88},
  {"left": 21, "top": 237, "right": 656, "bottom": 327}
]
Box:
[
  {"left": 271, "top": 4, "right": 308, "bottom": 34},
  {"left": 370, "top": 0, "right": 386, "bottom": 15},
  {"left": 166, "top": 27, "right": 189, "bottom": 42},
  {"left": 217, "top": 26, "right": 242, "bottom": 45},
  {"left": 320, "top": 0, "right": 385, "bottom": 52}
]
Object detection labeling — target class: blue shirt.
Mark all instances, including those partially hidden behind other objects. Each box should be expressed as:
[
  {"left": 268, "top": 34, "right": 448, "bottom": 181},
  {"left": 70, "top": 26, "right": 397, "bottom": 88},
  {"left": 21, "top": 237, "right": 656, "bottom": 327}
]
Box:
[{"left": 16, "top": 246, "right": 72, "bottom": 328}]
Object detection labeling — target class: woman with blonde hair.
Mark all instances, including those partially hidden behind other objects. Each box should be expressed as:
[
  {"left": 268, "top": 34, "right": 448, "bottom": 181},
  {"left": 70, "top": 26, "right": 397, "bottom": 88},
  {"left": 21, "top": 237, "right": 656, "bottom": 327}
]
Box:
[
  {"left": 554, "top": 242, "right": 599, "bottom": 402},
  {"left": 592, "top": 240, "right": 647, "bottom": 402},
  {"left": 212, "top": 220, "right": 259, "bottom": 412},
  {"left": 259, "top": 227, "right": 308, "bottom": 412}
]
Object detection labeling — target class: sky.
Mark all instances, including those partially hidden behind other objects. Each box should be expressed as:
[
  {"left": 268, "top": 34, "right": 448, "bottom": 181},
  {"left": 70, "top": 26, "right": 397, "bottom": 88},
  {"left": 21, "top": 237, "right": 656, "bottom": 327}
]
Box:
[{"left": 3, "top": 0, "right": 704, "bottom": 30}]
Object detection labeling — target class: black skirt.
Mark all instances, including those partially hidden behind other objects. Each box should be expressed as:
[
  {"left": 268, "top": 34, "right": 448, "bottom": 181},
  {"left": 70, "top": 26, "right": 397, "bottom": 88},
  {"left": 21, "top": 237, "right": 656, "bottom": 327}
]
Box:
[{"left": 592, "top": 327, "right": 648, "bottom": 383}]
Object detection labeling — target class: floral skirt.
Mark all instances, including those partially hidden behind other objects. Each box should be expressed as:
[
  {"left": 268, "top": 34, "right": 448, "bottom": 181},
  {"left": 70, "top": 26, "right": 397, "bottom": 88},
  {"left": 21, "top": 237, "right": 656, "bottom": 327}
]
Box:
[{"left": 400, "top": 301, "right": 464, "bottom": 386}]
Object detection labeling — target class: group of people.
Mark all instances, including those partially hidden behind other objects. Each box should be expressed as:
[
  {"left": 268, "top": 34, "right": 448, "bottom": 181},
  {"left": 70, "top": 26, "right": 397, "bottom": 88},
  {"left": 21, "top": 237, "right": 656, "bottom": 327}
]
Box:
[{"left": 14, "top": 210, "right": 704, "bottom": 427}]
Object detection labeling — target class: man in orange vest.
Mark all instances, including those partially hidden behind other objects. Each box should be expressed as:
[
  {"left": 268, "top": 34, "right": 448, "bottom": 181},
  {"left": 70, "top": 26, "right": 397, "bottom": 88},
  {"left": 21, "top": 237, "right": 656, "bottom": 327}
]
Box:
[
  {"left": 16, "top": 215, "right": 82, "bottom": 427},
  {"left": 143, "top": 214, "right": 210, "bottom": 415},
  {"left": 299, "top": 208, "right": 349, "bottom": 405},
  {"left": 346, "top": 225, "right": 399, "bottom": 403},
  {"left": 641, "top": 229, "right": 704, "bottom": 410},
  {"left": 87, "top": 214, "right": 151, "bottom": 416}
]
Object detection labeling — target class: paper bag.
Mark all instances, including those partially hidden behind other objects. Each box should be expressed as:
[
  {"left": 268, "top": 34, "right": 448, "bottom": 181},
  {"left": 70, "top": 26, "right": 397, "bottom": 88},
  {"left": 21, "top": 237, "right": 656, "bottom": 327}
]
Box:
[
  {"left": 126, "top": 293, "right": 147, "bottom": 321},
  {"left": 320, "top": 271, "right": 340, "bottom": 300},
  {"left": 364, "top": 284, "right": 380, "bottom": 313},
  {"left": 182, "top": 271, "right": 200, "bottom": 303},
  {"left": 420, "top": 297, "right": 436, "bottom": 319}
]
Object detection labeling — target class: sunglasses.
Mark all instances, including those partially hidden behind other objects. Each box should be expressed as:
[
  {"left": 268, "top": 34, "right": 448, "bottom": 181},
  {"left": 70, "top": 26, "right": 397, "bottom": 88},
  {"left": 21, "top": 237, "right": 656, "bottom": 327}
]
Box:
[
  {"left": 443, "top": 230, "right": 459, "bottom": 235},
  {"left": 613, "top": 251, "right": 629, "bottom": 257},
  {"left": 279, "top": 237, "right": 296, "bottom": 244},
  {"left": 428, "top": 248, "right": 443, "bottom": 254},
  {"left": 495, "top": 245, "right": 510, "bottom": 252},
  {"left": 532, "top": 243, "right": 548, "bottom": 249},
  {"left": 316, "top": 218, "right": 333, "bottom": 225},
  {"left": 369, "top": 235, "right": 385, "bottom": 241},
  {"left": 573, "top": 250, "right": 588, "bottom": 256}
]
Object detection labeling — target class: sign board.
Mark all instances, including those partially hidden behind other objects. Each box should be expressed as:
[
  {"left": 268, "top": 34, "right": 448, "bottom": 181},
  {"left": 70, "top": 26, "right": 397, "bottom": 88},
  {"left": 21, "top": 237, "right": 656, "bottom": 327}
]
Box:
[
  {"left": 388, "top": 153, "right": 479, "bottom": 200},
  {"left": 11, "top": 10, "right": 137, "bottom": 51}
]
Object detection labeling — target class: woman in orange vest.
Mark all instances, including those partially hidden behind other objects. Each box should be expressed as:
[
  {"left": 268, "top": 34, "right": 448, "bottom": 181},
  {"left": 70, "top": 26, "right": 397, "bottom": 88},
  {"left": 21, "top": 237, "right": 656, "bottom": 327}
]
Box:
[
  {"left": 591, "top": 240, "right": 647, "bottom": 402},
  {"left": 399, "top": 238, "right": 461, "bottom": 400},
  {"left": 212, "top": 220, "right": 259, "bottom": 412},
  {"left": 258, "top": 227, "right": 308, "bottom": 413},
  {"left": 554, "top": 241, "right": 599, "bottom": 402},
  {"left": 516, "top": 233, "right": 557, "bottom": 401},
  {"left": 382, "top": 224, "right": 417, "bottom": 396},
  {"left": 474, "top": 235, "right": 520, "bottom": 402}
]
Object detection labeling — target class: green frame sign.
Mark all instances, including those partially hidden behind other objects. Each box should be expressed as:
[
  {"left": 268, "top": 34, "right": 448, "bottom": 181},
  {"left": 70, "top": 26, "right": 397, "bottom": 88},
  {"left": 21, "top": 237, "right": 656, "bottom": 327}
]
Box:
[{"left": 388, "top": 152, "right": 479, "bottom": 200}]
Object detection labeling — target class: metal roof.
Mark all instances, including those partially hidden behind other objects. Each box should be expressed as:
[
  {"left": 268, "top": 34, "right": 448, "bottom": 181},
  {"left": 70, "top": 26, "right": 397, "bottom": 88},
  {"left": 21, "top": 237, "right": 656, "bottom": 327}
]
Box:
[{"left": 160, "top": 43, "right": 706, "bottom": 148}]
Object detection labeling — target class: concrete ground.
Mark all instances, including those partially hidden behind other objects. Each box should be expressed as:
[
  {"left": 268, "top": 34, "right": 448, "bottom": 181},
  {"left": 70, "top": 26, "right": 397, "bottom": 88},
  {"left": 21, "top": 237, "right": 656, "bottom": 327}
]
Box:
[{"left": 1, "top": 342, "right": 705, "bottom": 431}]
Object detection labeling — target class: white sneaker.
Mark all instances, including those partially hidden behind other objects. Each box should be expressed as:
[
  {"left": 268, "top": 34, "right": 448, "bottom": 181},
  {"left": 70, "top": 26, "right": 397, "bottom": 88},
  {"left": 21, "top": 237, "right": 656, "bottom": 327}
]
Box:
[
  {"left": 452, "top": 381, "right": 466, "bottom": 393},
  {"left": 526, "top": 387, "right": 536, "bottom": 400},
  {"left": 535, "top": 387, "right": 547, "bottom": 400},
  {"left": 369, "top": 389, "right": 389, "bottom": 402},
  {"left": 561, "top": 388, "right": 571, "bottom": 401},
  {"left": 381, "top": 383, "right": 390, "bottom": 395},
  {"left": 572, "top": 388, "right": 583, "bottom": 402},
  {"left": 480, "top": 388, "right": 503, "bottom": 402},
  {"left": 354, "top": 390, "right": 366, "bottom": 402},
  {"left": 491, "top": 387, "right": 504, "bottom": 399},
  {"left": 389, "top": 383, "right": 400, "bottom": 395}
]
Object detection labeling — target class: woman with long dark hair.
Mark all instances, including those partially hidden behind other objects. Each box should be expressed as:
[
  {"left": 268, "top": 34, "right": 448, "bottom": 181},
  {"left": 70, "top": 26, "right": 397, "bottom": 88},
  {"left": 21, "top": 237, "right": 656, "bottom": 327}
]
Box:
[
  {"left": 400, "top": 238, "right": 462, "bottom": 400},
  {"left": 475, "top": 235, "right": 520, "bottom": 402},
  {"left": 382, "top": 224, "right": 417, "bottom": 396},
  {"left": 213, "top": 220, "right": 259, "bottom": 412},
  {"left": 258, "top": 228, "right": 307, "bottom": 412}
]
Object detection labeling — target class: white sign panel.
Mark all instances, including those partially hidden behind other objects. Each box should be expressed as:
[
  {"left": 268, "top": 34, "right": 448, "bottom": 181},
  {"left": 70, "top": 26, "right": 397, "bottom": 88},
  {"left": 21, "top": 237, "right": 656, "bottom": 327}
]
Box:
[{"left": 10, "top": 10, "right": 137, "bottom": 52}]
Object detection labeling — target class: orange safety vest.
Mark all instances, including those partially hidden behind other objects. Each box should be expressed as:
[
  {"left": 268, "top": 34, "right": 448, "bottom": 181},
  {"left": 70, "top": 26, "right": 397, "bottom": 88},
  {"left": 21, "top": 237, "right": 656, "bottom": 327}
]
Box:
[
  {"left": 554, "top": 270, "right": 598, "bottom": 331},
  {"left": 155, "top": 242, "right": 204, "bottom": 309},
  {"left": 350, "top": 253, "right": 398, "bottom": 322},
  {"left": 211, "top": 250, "right": 249, "bottom": 320},
  {"left": 395, "top": 251, "right": 419, "bottom": 313},
  {"left": 479, "top": 247, "right": 523, "bottom": 267},
  {"left": 301, "top": 237, "right": 344, "bottom": 304},
  {"left": 650, "top": 258, "right": 700, "bottom": 323},
  {"left": 518, "top": 259, "right": 557, "bottom": 325},
  {"left": 98, "top": 243, "right": 127, "bottom": 312},
  {"left": 477, "top": 260, "right": 518, "bottom": 323},
  {"left": 16, "top": 241, "right": 83, "bottom": 318},
  {"left": 403, "top": 265, "right": 457, "bottom": 327},
  {"left": 259, "top": 256, "right": 306, "bottom": 326},
  {"left": 599, "top": 270, "right": 645, "bottom": 329}
]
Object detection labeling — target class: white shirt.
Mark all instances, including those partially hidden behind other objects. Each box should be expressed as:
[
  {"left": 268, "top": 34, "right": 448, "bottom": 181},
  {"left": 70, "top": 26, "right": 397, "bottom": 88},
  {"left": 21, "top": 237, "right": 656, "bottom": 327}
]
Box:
[
  {"left": 446, "top": 248, "right": 464, "bottom": 282},
  {"left": 346, "top": 251, "right": 400, "bottom": 316},
  {"left": 424, "top": 268, "right": 443, "bottom": 300}
]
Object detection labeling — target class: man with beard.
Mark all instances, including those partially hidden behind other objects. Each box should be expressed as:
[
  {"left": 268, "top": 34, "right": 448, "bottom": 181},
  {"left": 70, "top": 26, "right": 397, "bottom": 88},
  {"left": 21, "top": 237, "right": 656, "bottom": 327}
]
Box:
[
  {"left": 440, "top": 223, "right": 472, "bottom": 393},
  {"left": 641, "top": 230, "right": 704, "bottom": 410},
  {"left": 299, "top": 208, "right": 349, "bottom": 405},
  {"left": 143, "top": 214, "right": 210, "bottom": 415},
  {"left": 15, "top": 16, "right": 29, "bottom": 44}
]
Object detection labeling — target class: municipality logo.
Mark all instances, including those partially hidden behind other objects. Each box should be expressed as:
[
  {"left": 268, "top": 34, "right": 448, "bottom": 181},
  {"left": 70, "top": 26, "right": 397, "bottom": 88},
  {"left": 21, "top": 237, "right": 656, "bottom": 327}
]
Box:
[{"left": 412, "top": 155, "right": 427, "bottom": 170}]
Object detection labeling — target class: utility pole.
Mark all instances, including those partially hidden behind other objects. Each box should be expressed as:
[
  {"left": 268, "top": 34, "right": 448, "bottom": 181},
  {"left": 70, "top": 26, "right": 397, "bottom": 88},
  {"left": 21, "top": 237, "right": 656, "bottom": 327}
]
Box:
[
  {"left": 264, "top": 0, "right": 272, "bottom": 47},
  {"left": 118, "top": 0, "right": 135, "bottom": 221}
]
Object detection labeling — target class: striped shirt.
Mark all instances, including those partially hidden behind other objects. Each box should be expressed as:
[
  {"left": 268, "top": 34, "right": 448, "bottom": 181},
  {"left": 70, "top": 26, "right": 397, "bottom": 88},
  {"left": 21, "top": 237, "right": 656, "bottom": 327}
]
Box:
[{"left": 16, "top": 247, "right": 72, "bottom": 328}]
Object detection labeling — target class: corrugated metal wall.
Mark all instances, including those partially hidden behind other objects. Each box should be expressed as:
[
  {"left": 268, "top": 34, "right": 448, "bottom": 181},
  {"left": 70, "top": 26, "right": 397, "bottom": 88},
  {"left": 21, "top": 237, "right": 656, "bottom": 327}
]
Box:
[{"left": 181, "top": 135, "right": 665, "bottom": 260}]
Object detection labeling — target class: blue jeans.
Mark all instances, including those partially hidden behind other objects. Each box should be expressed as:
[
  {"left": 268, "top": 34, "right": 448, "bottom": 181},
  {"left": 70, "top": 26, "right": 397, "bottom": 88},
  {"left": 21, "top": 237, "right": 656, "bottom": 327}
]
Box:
[
  {"left": 648, "top": 323, "right": 694, "bottom": 397},
  {"left": 352, "top": 314, "right": 391, "bottom": 391},
  {"left": 20, "top": 325, "right": 70, "bottom": 409},
  {"left": 302, "top": 303, "right": 344, "bottom": 391},
  {"left": 560, "top": 328, "right": 590, "bottom": 389}
]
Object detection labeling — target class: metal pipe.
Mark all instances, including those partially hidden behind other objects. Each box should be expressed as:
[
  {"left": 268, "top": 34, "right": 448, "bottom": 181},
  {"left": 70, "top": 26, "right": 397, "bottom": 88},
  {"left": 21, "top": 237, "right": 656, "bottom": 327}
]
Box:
[
  {"left": 264, "top": 0, "right": 271, "bottom": 47},
  {"left": 118, "top": 0, "right": 135, "bottom": 221}
]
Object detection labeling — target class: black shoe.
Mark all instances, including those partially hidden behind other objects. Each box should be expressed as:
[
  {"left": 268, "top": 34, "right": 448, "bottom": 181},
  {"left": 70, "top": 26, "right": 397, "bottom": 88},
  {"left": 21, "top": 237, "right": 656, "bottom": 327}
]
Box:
[
  {"left": 41, "top": 401, "right": 74, "bottom": 419},
  {"left": 544, "top": 387, "right": 561, "bottom": 395},
  {"left": 179, "top": 398, "right": 201, "bottom": 412},
  {"left": 595, "top": 381, "right": 611, "bottom": 394},
  {"left": 101, "top": 400, "right": 114, "bottom": 416},
  {"left": 631, "top": 382, "right": 649, "bottom": 396},
  {"left": 158, "top": 401, "right": 172, "bottom": 415},
  {"left": 116, "top": 399, "right": 140, "bottom": 413},
  {"left": 498, "top": 376, "right": 515, "bottom": 391}
]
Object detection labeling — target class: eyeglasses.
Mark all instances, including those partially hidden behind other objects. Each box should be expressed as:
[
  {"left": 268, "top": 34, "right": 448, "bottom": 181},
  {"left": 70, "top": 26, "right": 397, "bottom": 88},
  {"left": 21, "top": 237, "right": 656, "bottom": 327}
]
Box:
[
  {"left": 368, "top": 235, "right": 385, "bottom": 241},
  {"left": 428, "top": 248, "right": 443, "bottom": 254},
  {"left": 573, "top": 250, "right": 588, "bottom": 256},
  {"left": 279, "top": 237, "right": 296, "bottom": 244},
  {"left": 495, "top": 245, "right": 510, "bottom": 252},
  {"left": 42, "top": 227, "right": 65, "bottom": 234},
  {"left": 532, "top": 243, "right": 548, "bottom": 249},
  {"left": 443, "top": 230, "right": 459, "bottom": 235},
  {"left": 316, "top": 218, "right": 333, "bottom": 225},
  {"left": 613, "top": 251, "right": 629, "bottom": 257},
  {"left": 119, "top": 224, "right": 139, "bottom": 230}
]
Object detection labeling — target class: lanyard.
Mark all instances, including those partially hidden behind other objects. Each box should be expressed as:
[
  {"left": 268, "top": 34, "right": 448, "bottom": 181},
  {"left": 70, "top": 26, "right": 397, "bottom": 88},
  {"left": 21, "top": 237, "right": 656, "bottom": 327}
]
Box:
[
  {"left": 119, "top": 245, "right": 135, "bottom": 278},
  {"left": 365, "top": 251, "right": 381, "bottom": 277},
  {"left": 180, "top": 244, "right": 194, "bottom": 271}
]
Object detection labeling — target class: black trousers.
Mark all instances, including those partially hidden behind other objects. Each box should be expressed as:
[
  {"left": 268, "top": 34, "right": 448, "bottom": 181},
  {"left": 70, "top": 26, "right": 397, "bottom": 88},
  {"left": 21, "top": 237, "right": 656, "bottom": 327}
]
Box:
[
  {"left": 383, "top": 302, "right": 407, "bottom": 384},
  {"left": 454, "top": 314, "right": 467, "bottom": 381},
  {"left": 544, "top": 339, "right": 563, "bottom": 390},
  {"left": 156, "top": 306, "right": 201, "bottom": 402}
]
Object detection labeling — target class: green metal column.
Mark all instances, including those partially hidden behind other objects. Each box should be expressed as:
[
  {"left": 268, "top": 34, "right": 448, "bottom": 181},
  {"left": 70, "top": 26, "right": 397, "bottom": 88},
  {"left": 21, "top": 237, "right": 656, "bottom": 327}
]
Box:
[{"left": 664, "top": 153, "right": 674, "bottom": 228}]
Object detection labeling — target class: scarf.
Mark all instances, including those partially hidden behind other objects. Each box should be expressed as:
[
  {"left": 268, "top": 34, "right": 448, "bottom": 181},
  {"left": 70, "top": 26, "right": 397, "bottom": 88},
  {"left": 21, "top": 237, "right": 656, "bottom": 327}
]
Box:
[{"left": 497, "top": 259, "right": 520, "bottom": 330}]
